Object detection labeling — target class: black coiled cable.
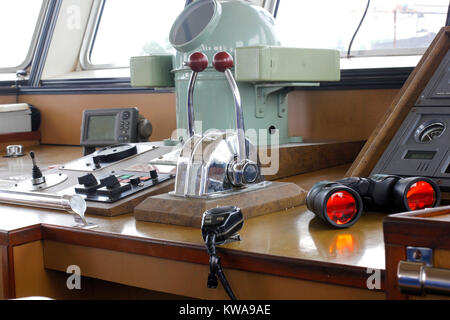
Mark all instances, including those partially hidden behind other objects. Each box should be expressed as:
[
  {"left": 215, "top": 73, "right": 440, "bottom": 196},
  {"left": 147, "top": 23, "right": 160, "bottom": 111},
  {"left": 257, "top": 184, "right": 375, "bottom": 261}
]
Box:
[{"left": 205, "top": 232, "right": 237, "bottom": 300}]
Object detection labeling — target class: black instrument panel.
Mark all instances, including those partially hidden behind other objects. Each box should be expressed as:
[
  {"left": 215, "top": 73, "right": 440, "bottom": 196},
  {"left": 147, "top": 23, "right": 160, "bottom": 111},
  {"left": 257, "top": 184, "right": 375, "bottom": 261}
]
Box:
[
  {"left": 80, "top": 107, "right": 139, "bottom": 147},
  {"left": 372, "top": 48, "right": 450, "bottom": 190}
]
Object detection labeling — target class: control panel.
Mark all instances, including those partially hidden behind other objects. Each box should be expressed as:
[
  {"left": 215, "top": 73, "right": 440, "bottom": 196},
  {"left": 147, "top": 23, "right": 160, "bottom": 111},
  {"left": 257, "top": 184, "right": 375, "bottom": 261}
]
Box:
[
  {"left": 372, "top": 49, "right": 450, "bottom": 191},
  {"left": 2, "top": 142, "right": 177, "bottom": 216},
  {"left": 62, "top": 170, "right": 172, "bottom": 203}
]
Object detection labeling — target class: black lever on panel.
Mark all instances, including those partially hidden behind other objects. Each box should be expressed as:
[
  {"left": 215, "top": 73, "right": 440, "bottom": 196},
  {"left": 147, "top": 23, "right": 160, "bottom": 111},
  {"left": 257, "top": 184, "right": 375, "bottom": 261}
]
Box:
[
  {"left": 75, "top": 173, "right": 104, "bottom": 195},
  {"left": 93, "top": 156, "right": 101, "bottom": 169},
  {"left": 78, "top": 173, "right": 98, "bottom": 187},
  {"left": 30, "top": 151, "right": 46, "bottom": 185},
  {"left": 150, "top": 169, "right": 158, "bottom": 180},
  {"left": 30, "top": 151, "right": 43, "bottom": 179},
  {"left": 96, "top": 175, "right": 132, "bottom": 199},
  {"left": 100, "top": 175, "right": 121, "bottom": 190}
]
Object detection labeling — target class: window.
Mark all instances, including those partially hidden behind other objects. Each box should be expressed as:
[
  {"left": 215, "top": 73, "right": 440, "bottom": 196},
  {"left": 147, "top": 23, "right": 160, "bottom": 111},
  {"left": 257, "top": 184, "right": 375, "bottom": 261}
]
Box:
[
  {"left": 276, "top": 0, "right": 448, "bottom": 58},
  {"left": 82, "top": 0, "right": 186, "bottom": 69},
  {"left": 0, "top": 0, "right": 46, "bottom": 72}
]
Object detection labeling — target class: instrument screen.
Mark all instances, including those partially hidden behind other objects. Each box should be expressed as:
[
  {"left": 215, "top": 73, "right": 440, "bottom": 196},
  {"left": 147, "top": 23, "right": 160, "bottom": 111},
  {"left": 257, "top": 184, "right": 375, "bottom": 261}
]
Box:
[{"left": 87, "top": 115, "right": 116, "bottom": 140}]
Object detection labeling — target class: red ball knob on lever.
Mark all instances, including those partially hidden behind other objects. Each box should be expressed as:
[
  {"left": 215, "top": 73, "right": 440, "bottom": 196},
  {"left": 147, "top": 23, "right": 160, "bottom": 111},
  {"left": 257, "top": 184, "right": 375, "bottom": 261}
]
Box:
[
  {"left": 187, "top": 52, "right": 209, "bottom": 72},
  {"left": 213, "top": 51, "right": 234, "bottom": 72}
]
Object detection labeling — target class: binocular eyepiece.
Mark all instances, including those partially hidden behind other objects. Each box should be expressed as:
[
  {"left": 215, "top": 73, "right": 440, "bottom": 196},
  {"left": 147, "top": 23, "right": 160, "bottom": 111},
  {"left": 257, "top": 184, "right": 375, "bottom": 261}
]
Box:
[{"left": 306, "top": 175, "right": 441, "bottom": 228}]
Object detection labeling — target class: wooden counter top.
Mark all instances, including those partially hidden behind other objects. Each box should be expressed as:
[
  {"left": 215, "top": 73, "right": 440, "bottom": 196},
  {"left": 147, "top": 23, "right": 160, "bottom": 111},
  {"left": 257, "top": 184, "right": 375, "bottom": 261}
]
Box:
[{"left": 0, "top": 145, "right": 386, "bottom": 295}]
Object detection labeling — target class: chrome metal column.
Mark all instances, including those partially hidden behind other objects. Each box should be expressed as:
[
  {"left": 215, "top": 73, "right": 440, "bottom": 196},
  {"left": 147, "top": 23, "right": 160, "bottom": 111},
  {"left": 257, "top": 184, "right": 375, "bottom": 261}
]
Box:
[
  {"left": 0, "top": 189, "right": 96, "bottom": 228},
  {"left": 398, "top": 261, "right": 450, "bottom": 296},
  {"left": 185, "top": 52, "right": 209, "bottom": 138},
  {"left": 187, "top": 70, "right": 198, "bottom": 138},
  {"left": 224, "top": 68, "right": 246, "bottom": 162}
]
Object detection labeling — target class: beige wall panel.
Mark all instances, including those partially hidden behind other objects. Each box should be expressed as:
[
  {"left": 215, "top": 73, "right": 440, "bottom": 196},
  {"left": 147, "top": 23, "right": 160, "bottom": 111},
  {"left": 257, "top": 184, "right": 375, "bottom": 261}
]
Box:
[
  {"left": 0, "top": 95, "right": 16, "bottom": 104},
  {"left": 13, "top": 241, "right": 55, "bottom": 298},
  {"left": 43, "top": 240, "right": 385, "bottom": 300},
  {"left": 19, "top": 93, "right": 177, "bottom": 145},
  {"left": 13, "top": 241, "right": 186, "bottom": 299},
  {"left": 288, "top": 89, "right": 399, "bottom": 142},
  {"left": 14, "top": 88, "right": 398, "bottom": 146}
]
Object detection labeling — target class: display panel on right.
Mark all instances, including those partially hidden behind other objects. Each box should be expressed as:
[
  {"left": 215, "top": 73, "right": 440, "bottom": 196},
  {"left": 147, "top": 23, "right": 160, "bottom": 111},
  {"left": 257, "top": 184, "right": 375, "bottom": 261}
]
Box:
[{"left": 372, "top": 48, "right": 450, "bottom": 191}]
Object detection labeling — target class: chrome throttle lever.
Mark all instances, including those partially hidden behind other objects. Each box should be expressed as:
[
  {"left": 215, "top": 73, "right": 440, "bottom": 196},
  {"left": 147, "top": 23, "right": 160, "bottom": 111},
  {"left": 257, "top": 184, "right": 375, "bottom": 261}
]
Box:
[
  {"left": 212, "top": 52, "right": 258, "bottom": 187},
  {"left": 186, "top": 52, "right": 209, "bottom": 138}
]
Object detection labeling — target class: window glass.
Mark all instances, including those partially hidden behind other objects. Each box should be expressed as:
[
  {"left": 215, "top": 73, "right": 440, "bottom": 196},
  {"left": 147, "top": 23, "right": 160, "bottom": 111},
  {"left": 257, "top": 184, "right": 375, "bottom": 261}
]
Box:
[
  {"left": 0, "top": 0, "right": 44, "bottom": 69},
  {"left": 276, "top": 0, "right": 448, "bottom": 55},
  {"left": 89, "top": 0, "right": 186, "bottom": 67}
]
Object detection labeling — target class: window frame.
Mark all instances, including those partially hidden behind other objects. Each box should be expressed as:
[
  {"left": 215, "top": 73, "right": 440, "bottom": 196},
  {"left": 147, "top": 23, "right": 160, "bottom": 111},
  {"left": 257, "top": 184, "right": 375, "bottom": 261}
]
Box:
[
  {"left": 79, "top": 0, "right": 109, "bottom": 70},
  {"left": 0, "top": 0, "right": 50, "bottom": 74}
]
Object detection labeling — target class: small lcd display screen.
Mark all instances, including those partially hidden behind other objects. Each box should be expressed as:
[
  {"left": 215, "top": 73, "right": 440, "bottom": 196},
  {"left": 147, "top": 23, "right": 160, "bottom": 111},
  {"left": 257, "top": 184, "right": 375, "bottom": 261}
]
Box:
[
  {"left": 404, "top": 150, "right": 437, "bottom": 160},
  {"left": 87, "top": 115, "right": 116, "bottom": 141}
]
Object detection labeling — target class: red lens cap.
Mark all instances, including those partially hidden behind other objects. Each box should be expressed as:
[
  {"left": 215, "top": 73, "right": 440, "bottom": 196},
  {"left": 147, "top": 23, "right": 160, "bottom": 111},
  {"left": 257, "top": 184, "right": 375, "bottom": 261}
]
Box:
[
  {"left": 326, "top": 190, "right": 358, "bottom": 225},
  {"left": 406, "top": 181, "right": 436, "bottom": 210}
]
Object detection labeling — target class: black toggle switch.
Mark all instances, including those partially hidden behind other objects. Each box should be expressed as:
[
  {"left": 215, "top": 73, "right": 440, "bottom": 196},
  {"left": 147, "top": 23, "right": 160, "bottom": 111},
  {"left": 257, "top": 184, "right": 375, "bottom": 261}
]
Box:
[
  {"left": 78, "top": 173, "right": 98, "bottom": 187},
  {"left": 30, "top": 151, "right": 43, "bottom": 180},
  {"left": 75, "top": 173, "right": 103, "bottom": 195},
  {"left": 30, "top": 151, "right": 46, "bottom": 186},
  {"left": 100, "top": 175, "right": 121, "bottom": 189},
  {"left": 97, "top": 175, "right": 132, "bottom": 198},
  {"left": 130, "top": 177, "right": 141, "bottom": 186},
  {"left": 150, "top": 169, "right": 158, "bottom": 180},
  {"left": 93, "top": 156, "right": 101, "bottom": 169}
]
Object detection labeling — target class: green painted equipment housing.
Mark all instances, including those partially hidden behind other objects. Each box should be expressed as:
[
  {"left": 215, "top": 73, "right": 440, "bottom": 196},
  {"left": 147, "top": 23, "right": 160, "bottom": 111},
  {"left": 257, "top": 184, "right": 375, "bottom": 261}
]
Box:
[{"left": 133, "top": 0, "right": 341, "bottom": 146}]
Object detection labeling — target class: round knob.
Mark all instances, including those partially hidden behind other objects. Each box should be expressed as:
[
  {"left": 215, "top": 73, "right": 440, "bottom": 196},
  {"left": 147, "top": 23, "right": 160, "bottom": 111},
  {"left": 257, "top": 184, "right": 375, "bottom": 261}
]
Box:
[
  {"left": 213, "top": 51, "right": 233, "bottom": 72},
  {"left": 188, "top": 52, "right": 208, "bottom": 72},
  {"left": 242, "top": 162, "right": 259, "bottom": 184}
]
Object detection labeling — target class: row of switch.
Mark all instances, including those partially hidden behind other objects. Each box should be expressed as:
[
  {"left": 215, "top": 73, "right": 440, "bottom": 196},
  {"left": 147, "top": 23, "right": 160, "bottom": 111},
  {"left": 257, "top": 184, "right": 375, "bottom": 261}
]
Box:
[
  {"left": 75, "top": 170, "right": 159, "bottom": 198},
  {"left": 117, "top": 173, "right": 155, "bottom": 185}
]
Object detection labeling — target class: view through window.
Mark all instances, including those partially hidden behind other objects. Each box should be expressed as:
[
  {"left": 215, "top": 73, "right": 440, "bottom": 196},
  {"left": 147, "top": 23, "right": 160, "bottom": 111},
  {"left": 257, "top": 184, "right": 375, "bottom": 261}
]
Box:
[
  {"left": 276, "top": 0, "right": 449, "bottom": 56},
  {"left": 89, "top": 0, "right": 186, "bottom": 67},
  {"left": 0, "top": 0, "right": 44, "bottom": 69}
]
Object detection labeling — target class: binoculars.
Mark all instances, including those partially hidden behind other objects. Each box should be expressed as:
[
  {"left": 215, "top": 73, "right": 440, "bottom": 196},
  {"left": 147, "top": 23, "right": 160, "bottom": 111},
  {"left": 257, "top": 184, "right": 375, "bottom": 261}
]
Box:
[{"left": 307, "top": 175, "right": 441, "bottom": 228}]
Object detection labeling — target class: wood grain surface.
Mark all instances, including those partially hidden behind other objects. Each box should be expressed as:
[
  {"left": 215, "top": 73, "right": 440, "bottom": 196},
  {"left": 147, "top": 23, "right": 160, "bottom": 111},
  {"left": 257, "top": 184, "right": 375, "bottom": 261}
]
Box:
[
  {"left": 383, "top": 206, "right": 450, "bottom": 300},
  {"left": 134, "top": 182, "right": 306, "bottom": 227}
]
